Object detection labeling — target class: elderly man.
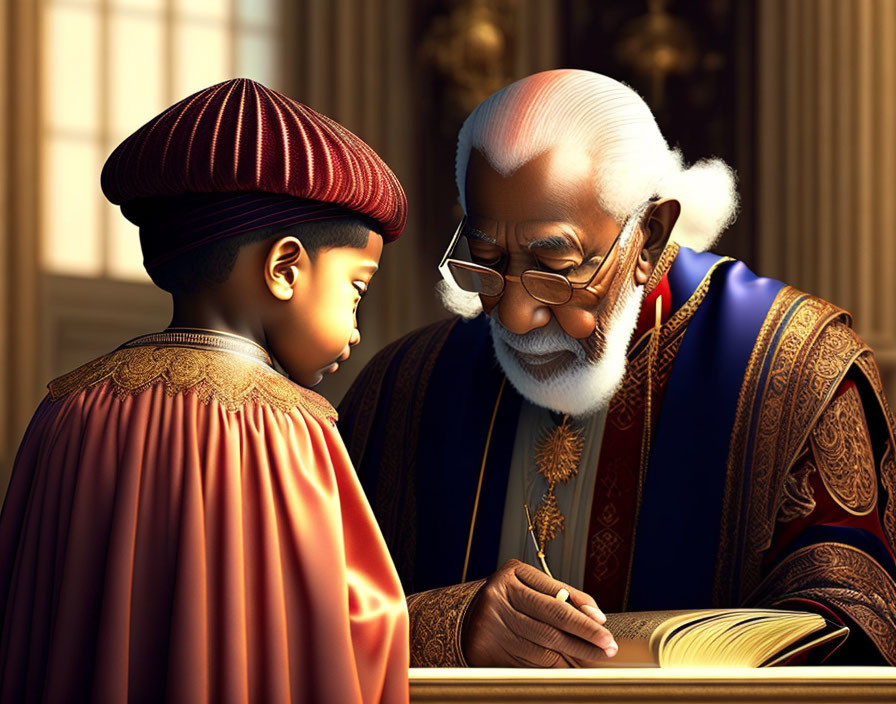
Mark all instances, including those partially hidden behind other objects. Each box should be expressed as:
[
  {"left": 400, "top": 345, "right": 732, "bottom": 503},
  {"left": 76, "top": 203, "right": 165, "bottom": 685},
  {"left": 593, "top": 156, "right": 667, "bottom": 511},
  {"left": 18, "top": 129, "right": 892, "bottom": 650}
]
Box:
[{"left": 339, "top": 70, "right": 896, "bottom": 666}]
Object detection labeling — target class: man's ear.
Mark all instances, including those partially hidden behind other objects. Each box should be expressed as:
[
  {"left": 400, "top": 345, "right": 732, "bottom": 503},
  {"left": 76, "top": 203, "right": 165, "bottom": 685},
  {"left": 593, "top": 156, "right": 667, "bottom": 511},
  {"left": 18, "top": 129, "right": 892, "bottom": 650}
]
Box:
[
  {"left": 264, "top": 236, "right": 307, "bottom": 301},
  {"left": 634, "top": 198, "right": 680, "bottom": 285}
]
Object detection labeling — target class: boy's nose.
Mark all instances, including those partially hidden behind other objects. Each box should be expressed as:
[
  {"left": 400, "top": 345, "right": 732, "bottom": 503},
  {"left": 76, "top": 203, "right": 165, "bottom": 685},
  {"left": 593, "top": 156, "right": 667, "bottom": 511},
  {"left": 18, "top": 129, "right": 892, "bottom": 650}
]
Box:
[{"left": 349, "top": 327, "right": 361, "bottom": 346}]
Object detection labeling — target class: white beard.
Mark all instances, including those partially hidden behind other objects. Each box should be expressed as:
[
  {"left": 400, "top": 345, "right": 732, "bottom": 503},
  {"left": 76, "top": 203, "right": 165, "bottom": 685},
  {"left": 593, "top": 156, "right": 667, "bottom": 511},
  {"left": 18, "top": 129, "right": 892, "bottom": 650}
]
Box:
[{"left": 490, "top": 280, "right": 644, "bottom": 418}]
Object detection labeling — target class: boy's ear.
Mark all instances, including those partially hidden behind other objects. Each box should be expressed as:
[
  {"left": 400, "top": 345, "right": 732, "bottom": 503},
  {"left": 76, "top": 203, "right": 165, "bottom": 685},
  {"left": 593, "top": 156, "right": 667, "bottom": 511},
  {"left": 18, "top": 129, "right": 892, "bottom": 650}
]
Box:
[
  {"left": 634, "top": 198, "right": 680, "bottom": 286},
  {"left": 264, "top": 236, "right": 307, "bottom": 301}
]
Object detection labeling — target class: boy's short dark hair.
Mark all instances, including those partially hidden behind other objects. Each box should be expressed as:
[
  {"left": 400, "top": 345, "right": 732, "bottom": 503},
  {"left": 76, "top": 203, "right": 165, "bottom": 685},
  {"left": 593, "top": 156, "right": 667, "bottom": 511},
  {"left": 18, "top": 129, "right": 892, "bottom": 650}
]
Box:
[{"left": 148, "top": 216, "right": 378, "bottom": 296}]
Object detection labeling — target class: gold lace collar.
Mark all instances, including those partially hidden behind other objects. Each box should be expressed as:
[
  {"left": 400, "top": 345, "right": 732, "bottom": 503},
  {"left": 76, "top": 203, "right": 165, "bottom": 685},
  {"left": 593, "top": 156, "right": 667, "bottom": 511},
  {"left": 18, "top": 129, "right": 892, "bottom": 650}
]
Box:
[{"left": 48, "top": 329, "right": 338, "bottom": 422}]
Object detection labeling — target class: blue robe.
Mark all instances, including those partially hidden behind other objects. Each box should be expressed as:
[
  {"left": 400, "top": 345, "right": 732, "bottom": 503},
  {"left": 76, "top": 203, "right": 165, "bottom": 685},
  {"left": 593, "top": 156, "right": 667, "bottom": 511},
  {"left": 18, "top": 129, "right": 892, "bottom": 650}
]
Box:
[{"left": 339, "top": 246, "right": 896, "bottom": 664}]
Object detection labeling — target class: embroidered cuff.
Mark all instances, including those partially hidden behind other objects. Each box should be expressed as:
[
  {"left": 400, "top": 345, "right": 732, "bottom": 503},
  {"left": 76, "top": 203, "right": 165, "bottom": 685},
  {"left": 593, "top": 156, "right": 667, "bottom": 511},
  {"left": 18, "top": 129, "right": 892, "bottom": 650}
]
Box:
[
  {"left": 748, "top": 542, "right": 896, "bottom": 665},
  {"left": 406, "top": 579, "right": 486, "bottom": 667}
]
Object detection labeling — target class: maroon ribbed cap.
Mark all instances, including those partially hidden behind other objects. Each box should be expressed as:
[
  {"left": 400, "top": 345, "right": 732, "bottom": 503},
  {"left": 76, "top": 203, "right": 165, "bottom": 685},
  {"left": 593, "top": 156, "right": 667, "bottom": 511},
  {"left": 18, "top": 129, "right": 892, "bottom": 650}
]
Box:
[{"left": 101, "top": 78, "right": 407, "bottom": 265}]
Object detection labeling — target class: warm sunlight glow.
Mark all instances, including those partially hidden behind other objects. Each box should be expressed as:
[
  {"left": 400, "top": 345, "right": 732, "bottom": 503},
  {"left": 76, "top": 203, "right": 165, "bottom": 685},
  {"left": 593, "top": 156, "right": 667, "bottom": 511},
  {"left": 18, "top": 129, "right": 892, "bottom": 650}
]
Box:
[{"left": 41, "top": 0, "right": 281, "bottom": 282}]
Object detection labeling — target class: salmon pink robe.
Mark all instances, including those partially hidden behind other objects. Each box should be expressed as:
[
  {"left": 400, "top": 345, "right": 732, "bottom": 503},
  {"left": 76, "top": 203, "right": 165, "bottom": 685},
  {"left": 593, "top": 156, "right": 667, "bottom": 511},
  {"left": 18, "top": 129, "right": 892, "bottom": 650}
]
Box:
[{"left": 0, "top": 332, "right": 409, "bottom": 703}]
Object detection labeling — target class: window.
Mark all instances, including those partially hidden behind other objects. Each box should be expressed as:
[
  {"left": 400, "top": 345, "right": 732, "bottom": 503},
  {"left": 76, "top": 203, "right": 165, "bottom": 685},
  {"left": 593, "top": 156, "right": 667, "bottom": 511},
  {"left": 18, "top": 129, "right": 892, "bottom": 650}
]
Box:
[{"left": 42, "top": 0, "right": 281, "bottom": 280}]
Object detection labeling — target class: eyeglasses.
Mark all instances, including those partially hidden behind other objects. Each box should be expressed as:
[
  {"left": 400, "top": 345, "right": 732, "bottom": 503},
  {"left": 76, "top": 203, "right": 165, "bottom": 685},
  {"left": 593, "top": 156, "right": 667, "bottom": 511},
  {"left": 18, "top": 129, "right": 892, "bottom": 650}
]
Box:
[{"left": 438, "top": 215, "right": 626, "bottom": 306}]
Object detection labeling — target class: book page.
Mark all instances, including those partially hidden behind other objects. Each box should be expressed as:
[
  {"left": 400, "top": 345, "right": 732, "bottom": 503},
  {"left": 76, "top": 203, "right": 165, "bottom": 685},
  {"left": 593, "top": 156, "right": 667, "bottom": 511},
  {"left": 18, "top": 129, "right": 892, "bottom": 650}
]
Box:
[
  {"left": 593, "top": 609, "right": 842, "bottom": 668},
  {"left": 661, "top": 610, "right": 828, "bottom": 667},
  {"left": 604, "top": 610, "right": 703, "bottom": 641},
  {"left": 601, "top": 611, "right": 713, "bottom": 666}
]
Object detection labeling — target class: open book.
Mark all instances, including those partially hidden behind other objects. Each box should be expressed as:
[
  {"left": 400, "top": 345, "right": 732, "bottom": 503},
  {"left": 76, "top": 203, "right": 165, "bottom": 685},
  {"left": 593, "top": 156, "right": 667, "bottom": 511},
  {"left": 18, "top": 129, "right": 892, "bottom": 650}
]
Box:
[{"left": 600, "top": 609, "right": 849, "bottom": 667}]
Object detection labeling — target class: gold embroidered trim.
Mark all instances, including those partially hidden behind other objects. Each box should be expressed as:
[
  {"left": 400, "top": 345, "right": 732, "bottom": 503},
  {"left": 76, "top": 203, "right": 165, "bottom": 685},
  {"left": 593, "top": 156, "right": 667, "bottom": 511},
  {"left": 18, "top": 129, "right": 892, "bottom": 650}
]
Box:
[
  {"left": 645, "top": 242, "right": 680, "bottom": 293},
  {"left": 852, "top": 352, "right": 896, "bottom": 548},
  {"left": 609, "top": 256, "right": 732, "bottom": 608},
  {"left": 777, "top": 458, "right": 817, "bottom": 523},
  {"left": 747, "top": 542, "right": 896, "bottom": 665},
  {"left": 854, "top": 351, "right": 896, "bottom": 436},
  {"left": 610, "top": 256, "right": 733, "bottom": 433},
  {"left": 406, "top": 580, "right": 485, "bottom": 667},
  {"left": 532, "top": 415, "right": 584, "bottom": 548},
  {"left": 810, "top": 385, "right": 878, "bottom": 516},
  {"left": 717, "top": 293, "right": 862, "bottom": 603},
  {"left": 716, "top": 287, "right": 805, "bottom": 604},
  {"left": 882, "top": 442, "right": 896, "bottom": 550},
  {"left": 47, "top": 346, "right": 337, "bottom": 422},
  {"left": 724, "top": 286, "right": 804, "bottom": 498}
]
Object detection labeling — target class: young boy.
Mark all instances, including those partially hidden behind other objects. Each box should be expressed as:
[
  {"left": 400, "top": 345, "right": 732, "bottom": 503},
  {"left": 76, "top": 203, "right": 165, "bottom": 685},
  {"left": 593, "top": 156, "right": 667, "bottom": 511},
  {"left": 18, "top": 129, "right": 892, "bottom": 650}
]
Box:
[{"left": 0, "top": 79, "right": 409, "bottom": 703}]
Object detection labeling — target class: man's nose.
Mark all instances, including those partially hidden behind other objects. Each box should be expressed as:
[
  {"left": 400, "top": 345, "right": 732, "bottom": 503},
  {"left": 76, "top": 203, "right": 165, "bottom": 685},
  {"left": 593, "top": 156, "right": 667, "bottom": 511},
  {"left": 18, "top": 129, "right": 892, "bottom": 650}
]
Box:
[{"left": 495, "top": 278, "right": 552, "bottom": 334}]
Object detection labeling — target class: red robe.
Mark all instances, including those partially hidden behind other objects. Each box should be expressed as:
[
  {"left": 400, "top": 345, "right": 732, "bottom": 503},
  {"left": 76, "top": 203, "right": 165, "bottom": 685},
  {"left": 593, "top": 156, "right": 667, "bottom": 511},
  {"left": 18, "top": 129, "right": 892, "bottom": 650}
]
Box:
[{"left": 0, "top": 331, "right": 408, "bottom": 703}]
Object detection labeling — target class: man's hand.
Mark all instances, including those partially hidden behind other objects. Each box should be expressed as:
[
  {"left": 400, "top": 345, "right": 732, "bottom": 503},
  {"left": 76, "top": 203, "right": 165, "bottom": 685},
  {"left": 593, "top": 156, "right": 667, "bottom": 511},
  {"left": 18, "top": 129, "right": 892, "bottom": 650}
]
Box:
[{"left": 461, "top": 559, "right": 618, "bottom": 667}]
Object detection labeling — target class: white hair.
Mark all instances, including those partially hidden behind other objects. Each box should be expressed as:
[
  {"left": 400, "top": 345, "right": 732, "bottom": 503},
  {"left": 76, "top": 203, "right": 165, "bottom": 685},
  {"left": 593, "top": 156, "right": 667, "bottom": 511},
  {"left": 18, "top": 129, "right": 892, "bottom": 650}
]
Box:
[{"left": 455, "top": 69, "right": 738, "bottom": 252}]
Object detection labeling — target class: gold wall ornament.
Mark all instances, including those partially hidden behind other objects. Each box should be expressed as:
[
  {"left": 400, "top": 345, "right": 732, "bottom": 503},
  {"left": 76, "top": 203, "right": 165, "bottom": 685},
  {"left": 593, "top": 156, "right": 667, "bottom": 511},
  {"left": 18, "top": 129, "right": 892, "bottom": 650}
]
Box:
[
  {"left": 532, "top": 414, "right": 584, "bottom": 548},
  {"left": 420, "top": 0, "right": 519, "bottom": 117},
  {"left": 614, "top": 0, "right": 701, "bottom": 110}
]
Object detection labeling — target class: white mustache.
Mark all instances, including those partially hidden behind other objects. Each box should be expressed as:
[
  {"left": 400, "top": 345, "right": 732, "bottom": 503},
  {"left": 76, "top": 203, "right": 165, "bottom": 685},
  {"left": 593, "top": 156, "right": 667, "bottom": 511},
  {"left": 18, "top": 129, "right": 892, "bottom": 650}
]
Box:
[{"left": 490, "top": 318, "right": 586, "bottom": 359}]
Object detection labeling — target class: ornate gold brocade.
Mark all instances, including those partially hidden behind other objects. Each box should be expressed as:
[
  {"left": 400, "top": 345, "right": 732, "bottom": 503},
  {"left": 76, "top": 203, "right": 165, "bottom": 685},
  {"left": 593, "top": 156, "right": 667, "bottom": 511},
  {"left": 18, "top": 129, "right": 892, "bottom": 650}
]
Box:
[
  {"left": 406, "top": 579, "right": 485, "bottom": 667},
  {"left": 746, "top": 542, "right": 896, "bottom": 665},
  {"left": 854, "top": 351, "right": 896, "bottom": 436},
  {"left": 717, "top": 289, "right": 862, "bottom": 604},
  {"left": 47, "top": 345, "right": 337, "bottom": 422},
  {"left": 882, "top": 443, "right": 896, "bottom": 551},
  {"left": 810, "top": 385, "right": 878, "bottom": 516},
  {"left": 852, "top": 352, "right": 896, "bottom": 549},
  {"left": 777, "top": 458, "right": 817, "bottom": 523}
]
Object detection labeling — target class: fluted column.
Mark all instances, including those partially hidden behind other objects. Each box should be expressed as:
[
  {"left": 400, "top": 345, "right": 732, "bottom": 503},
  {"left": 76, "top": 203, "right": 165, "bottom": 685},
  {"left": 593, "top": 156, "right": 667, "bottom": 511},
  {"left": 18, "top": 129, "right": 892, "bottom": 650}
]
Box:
[
  {"left": 296, "top": 0, "right": 559, "bottom": 403},
  {"left": 1, "top": 0, "right": 41, "bottom": 483},
  {"left": 758, "top": 0, "right": 896, "bottom": 403}
]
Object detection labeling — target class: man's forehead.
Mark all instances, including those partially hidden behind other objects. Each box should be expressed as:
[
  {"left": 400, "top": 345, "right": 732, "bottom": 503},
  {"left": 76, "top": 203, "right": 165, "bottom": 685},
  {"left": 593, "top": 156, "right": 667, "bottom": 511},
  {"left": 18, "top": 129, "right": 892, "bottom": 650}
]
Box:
[{"left": 464, "top": 146, "right": 600, "bottom": 223}]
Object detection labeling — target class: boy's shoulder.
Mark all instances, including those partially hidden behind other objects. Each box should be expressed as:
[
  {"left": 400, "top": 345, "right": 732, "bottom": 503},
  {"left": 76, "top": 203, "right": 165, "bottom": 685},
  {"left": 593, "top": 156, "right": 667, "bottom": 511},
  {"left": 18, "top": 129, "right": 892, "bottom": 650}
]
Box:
[{"left": 48, "top": 342, "right": 336, "bottom": 424}]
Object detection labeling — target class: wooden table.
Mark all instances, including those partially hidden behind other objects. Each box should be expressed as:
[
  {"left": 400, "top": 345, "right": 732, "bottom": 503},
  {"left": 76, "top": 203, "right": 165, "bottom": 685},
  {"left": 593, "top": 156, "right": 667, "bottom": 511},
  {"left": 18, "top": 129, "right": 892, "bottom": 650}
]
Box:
[{"left": 410, "top": 666, "right": 896, "bottom": 703}]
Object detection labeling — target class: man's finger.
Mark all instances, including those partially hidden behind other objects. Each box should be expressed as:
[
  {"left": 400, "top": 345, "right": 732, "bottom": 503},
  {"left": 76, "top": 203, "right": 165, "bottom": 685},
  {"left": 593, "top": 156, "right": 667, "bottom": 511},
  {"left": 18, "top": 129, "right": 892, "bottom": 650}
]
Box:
[
  {"left": 512, "top": 561, "right": 608, "bottom": 625},
  {"left": 502, "top": 603, "right": 616, "bottom": 662},
  {"left": 506, "top": 580, "right": 617, "bottom": 653},
  {"left": 565, "top": 585, "right": 606, "bottom": 624},
  {"left": 508, "top": 635, "right": 565, "bottom": 668},
  {"left": 512, "top": 560, "right": 566, "bottom": 595}
]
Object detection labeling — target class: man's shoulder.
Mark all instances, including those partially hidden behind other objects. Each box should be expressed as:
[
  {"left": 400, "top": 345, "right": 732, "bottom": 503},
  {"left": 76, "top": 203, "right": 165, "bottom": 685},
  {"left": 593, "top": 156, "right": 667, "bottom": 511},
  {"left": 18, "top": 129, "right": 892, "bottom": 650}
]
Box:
[{"left": 683, "top": 249, "right": 856, "bottom": 349}]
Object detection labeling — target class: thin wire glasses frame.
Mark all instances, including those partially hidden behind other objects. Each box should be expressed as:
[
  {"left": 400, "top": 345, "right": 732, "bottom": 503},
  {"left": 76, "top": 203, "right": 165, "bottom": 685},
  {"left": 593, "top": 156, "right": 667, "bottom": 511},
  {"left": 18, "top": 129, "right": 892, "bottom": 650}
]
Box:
[{"left": 438, "top": 215, "right": 626, "bottom": 306}]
